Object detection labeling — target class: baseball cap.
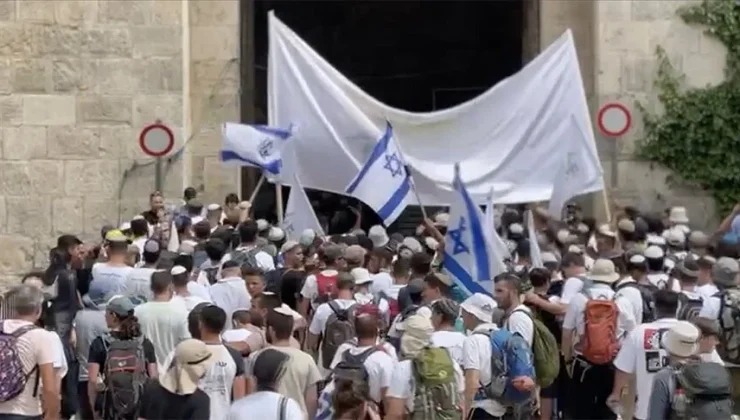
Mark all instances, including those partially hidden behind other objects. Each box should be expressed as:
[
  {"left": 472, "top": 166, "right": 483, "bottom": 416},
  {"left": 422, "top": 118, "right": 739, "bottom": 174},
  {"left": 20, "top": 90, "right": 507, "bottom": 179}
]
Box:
[
  {"left": 159, "top": 339, "right": 216, "bottom": 395},
  {"left": 280, "top": 240, "right": 300, "bottom": 254},
  {"left": 107, "top": 296, "right": 136, "bottom": 317},
  {"left": 105, "top": 229, "right": 128, "bottom": 242},
  {"left": 57, "top": 234, "right": 82, "bottom": 249},
  {"left": 460, "top": 293, "right": 497, "bottom": 323}
]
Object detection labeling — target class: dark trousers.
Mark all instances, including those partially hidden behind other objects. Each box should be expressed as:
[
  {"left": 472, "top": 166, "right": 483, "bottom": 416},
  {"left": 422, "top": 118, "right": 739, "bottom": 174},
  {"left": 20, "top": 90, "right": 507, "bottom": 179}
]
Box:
[
  {"left": 567, "top": 357, "right": 616, "bottom": 420},
  {"left": 0, "top": 415, "right": 42, "bottom": 420},
  {"left": 77, "top": 380, "right": 94, "bottom": 420}
]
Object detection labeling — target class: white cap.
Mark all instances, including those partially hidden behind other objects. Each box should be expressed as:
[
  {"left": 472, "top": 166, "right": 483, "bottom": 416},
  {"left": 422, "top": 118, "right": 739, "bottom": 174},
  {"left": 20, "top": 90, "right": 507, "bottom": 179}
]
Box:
[
  {"left": 556, "top": 229, "right": 571, "bottom": 244},
  {"left": 402, "top": 237, "right": 423, "bottom": 253},
  {"left": 256, "top": 219, "right": 270, "bottom": 231},
  {"left": 669, "top": 207, "right": 690, "bottom": 224},
  {"left": 661, "top": 321, "right": 699, "bottom": 357},
  {"left": 509, "top": 223, "right": 524, "bottom": 235},
  {"left": 629, "top": 254, "right": 646, "bottom": 264},
  {"left": 280, "top": 240, "right": 300, "bottom": 254},
  {"left": 644, "top": 245, "right": 665, "bottom": 259},
  {"left": 299, "top": 229, "right": 316, "bottom": 247},
  {"left": 597, "top": 224, "right": 616, "bottom": 238},
  {"left": 132, "top": 215, "right": 145, "bottom": 221},
  {"left": 647, "top": 234, "right": 667, "bottom": 246},
  {"left": 665, "top": 227, "right": 686, "bottom": 246},
  {"left": 368, "top": 225, "right": 389, "bottom": 248},
  {"left": 587, "top": 259, "right": 620, "bottom": 284},
  {"left": 424, "top": 236, "right": 439, "bottom": 251},
  {"left": 206, "top": 203, "right": 221, "bottom": 212},
  {"left": 351, "top": 267, "right": 373, "bottom": 285},
  {"left": 433, "top": 212, "right": 449, "bottom": 227},
  {"left": 119, "top": 222, "right": 131, "bottom": 231},
  {"left": 268, "top": 226, "right": 285, "bottom": 242},
  {"left": 460, "top": 293, "right": 497, "bottom": 323},
  {"left": 541, "top": 252, "right": 558, "bottom": 264},
  {"left": 171, "top": 265, "right": 187, "bottom": 275}
]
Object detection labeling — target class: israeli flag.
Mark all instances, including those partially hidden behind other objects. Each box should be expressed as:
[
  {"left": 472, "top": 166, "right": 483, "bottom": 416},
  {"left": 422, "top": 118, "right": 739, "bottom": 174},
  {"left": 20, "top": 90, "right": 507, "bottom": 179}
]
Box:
[
  {"left": 345, "top": 122, "right": 410, "bottom": 225},
  {"left": 444, "top": 163, "right": 495, "bottom": 297},
  {"left": 220, "top": 122, "right": 293, "bottom": 175},
  {"left": 526, "top": 210, "right": 544, "bottom": 268},
  {"left": 283, "top": 172, "right": 325, "bottom": 241},
  {"left": 483, "top": 187, "right": 510, "bottom": 277}
]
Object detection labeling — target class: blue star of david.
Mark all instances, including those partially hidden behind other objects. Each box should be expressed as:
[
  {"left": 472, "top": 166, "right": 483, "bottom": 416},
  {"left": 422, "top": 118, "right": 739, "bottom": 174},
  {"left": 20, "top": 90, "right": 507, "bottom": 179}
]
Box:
[
  {"left": 383, "top": 153, "right": 404, "bottom": 178},
  {"left": 448, "top": 217, "right": 470, "bottom": 255}
]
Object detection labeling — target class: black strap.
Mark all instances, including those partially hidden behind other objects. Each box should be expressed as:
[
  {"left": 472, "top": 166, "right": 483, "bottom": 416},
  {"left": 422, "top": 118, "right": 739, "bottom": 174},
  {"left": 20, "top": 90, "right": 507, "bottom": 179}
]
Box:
[{"left": 278, "top": 395, "right": 288, "bottom": 420}]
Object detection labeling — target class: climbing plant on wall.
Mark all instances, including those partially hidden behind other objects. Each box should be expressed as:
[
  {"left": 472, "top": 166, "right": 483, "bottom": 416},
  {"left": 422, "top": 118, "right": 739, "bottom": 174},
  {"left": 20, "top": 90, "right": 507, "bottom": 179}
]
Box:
[{"left": 637, "top": 0, "right": 740, "bottom": 214}]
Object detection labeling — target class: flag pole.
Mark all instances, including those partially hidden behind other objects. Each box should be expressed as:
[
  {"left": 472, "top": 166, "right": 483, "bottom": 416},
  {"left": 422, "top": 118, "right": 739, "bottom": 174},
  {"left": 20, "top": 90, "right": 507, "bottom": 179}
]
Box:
[
  {"left": 276, "top": 181, "right": 284, "bottom": 224},
  {"left": 404, "top": 165, "right": 429, "bottom": 220},
  {"left": 248, "top": 174, "right": 265, "bottom": 204}
]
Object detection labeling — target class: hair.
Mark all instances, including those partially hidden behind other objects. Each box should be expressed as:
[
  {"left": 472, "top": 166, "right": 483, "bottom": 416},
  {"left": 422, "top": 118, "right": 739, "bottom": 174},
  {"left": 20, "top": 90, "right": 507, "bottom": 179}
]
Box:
[
  {"left": 332, "top": 379, "right": 371, "bottom": 419},
  {"left": 528, "top": 267, "right": 551, "bottom": 289},
  {"left": 515, "top": 239, "right": 531, "bottom": 259},
  {"left": 241, "top": 266, "right": 264, "bottom": 279},
  {"left": 142, "top": 245, "right": 161, "bottom": 265},
  {"left": 188, "top": 303, "right": 210, "bottom": 339},
  {"left": 130, "top": 218, "right": 149, "bottom": 237},
  {"left": 336, "top": 272, "right": 355, "bottom": 291},
  {"left": 253, "top": 293, "right": 282, "bottom": 311},
  {"left": 193, "top": 221, "right": 212, "bottom": 241},
  {"left": 409, "top": 252, "right": 432, "bottom": 275},
  {"left": 627, "top": 258, "right": 648, "bottom": 274},
  {"left": 253, "top": 348, "right": 289, "bottom": 392},
  {"left": 183, "top": 187, "right": 197, "bottom": 200},
  {"left": 199, "top": 305, "right": 227, "bottom": 333},
  {"left": 358, "top": 236, "right": 374, "bottom": 253},
  {"left": 150, "top": 191, "right": 163, "bottom": 200},
  {"left": 112, "top": 312, "right": 142, "bottom": 340},
  {"left": 611, "top": 257, "right": 627, "bottom": 276},
  {"left": 238, "top": 220, "right": 259, "bottom": 244},
  {"left": 108, "top": 240, "right": 129, "bottom": 254},
  {"left": 697, "top": 257, "right": 714, "bottom": 270},
  {"left": 561, "top": 252, "right": 585, "bottom": 268},
  {"left": 225, "top": 193, "right": 240, "bottom": 206},
  {"left": 653, "top": 289, "right": 680, "bottom": 317},
  {"left": 204, "top": 238, "right": 227, "bottom": 262},
  {"left": 150, "top": 270, "right": 173, "bottom": 295},
  {"left": 232, "top": 309, "right": 251, "bottom": 325},
  {"left": 646, "top": 256, "right": 664, "bottom": 272},
  {"left": 431, "top": 299, "right": 459, "bottom": 325},
  {"left": 5, "top": 284, "right": 45, "bottom": 316},
  {"left": 173, "top": 254, "right": 194, "bottom": 274},
  {"left": 496, "top": 273, "right": 523, "bottom": 294},
  {"left": 694, "top": 317, "right": 720, "bottom": 338},
  {"left": 372, "top": 247, "right": 394, "bottom": 266},
  {"left": 156, "top": 257, "right": 175, "bottom": 271},
  {"left": 392, "top": 258, "right": 410, "bottom": 278},
  {"left": 354, "top": 315, "right": 379, "bottom": 340},
  {"left": 423, "top": 273, "right": 451, "bottom": 297},
  {"left": 44, "top": 247, "right": 70, "bottom": 286},
  {"left": 266, "top": 310, "right": 294, "bottom": 340},
  {"left": 22, "top": 271, "right": 45, "bottom": 283},
  {"left": 172, "top": 271, "right": 189, "bottom": 288}
]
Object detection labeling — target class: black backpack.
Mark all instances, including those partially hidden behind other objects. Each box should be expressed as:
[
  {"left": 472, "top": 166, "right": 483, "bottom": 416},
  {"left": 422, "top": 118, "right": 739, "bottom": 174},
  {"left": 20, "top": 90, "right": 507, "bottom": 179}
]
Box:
[
  {"left": 332, "top": 346, "right": 381, "bottom": 382},
  {"left": 103, "top": 337, "right": 147, "bottom": 419},
  {"left": 616, "top": 281, "right": 658, "bottom": 322},
  {"left": 677, "top": 293, "right": 703, "bottom": 323},
  {"left": 229, "top": 247, "right": 262, "bottom": 271}
]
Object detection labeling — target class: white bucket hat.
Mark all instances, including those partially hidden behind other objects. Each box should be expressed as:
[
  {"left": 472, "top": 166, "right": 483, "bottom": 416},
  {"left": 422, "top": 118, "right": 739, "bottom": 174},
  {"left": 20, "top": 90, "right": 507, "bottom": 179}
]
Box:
[
  {"left": 460, "top": 293, "right": 497, "bottom": 323},
  {"left": 669, "top": 207, "right": 690, "bottom": 224},
  {"left": 587, "top": 259, "right": 620, "bottom": 284},
  {"left": 159, "top": 339, "right": 215, "bottom": 395},
  {"left": 660, "top": 321, "right": 699, "bottom": 358},
  {"left": 350, "top": 267, "right": 373, "bottom": 285}
]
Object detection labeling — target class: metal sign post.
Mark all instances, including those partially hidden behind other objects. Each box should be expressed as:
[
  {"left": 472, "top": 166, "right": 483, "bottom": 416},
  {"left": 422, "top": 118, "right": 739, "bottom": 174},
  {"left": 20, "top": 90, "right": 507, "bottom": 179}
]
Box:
[
  {"left": 597, "top": 102, "right": 632, "bottom": 188},
  {"left": 139, "top": 121, "right": 175, "bottom": 193}
]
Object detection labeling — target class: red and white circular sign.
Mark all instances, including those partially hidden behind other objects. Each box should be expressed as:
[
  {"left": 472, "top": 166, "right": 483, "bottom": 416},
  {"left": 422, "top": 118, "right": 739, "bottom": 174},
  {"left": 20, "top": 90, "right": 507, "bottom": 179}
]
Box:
[
  {"left": 139, "top": 122, "right": 174, "bottom": 157},
  {"left": 597, "top": 102, "right": 632, "bottom": 137}
]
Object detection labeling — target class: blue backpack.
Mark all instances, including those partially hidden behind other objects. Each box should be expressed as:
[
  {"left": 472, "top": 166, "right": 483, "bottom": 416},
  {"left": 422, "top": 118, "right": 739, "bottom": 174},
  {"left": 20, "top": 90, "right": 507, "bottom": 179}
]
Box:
[{"left": 476, "top": 328, "right": 535, "bottom": 404}]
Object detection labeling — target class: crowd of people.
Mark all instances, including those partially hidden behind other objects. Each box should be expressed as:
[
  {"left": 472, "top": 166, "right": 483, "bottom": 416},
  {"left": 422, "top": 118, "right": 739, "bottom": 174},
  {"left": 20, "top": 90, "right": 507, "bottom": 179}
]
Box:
[{"left": 2, "top": 188, "right": 740, "bottom": 420}]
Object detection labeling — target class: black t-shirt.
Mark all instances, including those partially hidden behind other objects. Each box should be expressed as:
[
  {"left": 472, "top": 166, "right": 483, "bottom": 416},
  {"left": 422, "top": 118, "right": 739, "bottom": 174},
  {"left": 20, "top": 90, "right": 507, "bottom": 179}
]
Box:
[{"left": 139, "top": 380, "right": 210, "bottom": 420}]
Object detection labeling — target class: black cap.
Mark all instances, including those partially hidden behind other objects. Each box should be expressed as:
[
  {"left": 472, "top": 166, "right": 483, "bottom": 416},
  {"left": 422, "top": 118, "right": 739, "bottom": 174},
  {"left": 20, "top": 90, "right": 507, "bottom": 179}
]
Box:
[
  {"left": 57, "top": 234, "right": 82, "bottom": 249},
  {"left": 222, "top": 259, "right": 240, "bottom": 270}
]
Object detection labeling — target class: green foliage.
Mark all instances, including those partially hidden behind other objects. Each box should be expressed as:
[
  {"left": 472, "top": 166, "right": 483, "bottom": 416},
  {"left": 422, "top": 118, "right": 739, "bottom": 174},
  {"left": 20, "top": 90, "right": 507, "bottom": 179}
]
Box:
[{"left": 636, "top": 0, "right": 740, "bottom": 214}]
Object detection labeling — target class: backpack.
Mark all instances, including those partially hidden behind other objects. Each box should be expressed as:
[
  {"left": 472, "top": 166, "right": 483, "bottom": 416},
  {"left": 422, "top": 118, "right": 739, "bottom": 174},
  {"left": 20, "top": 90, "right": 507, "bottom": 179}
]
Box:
[
  {"left": 477, "top": 328, "right": 535, "bottom": 404},
  {"left": 507, "top": 309, "right": 559, "bottom": 388},
  {"left": 379, "top": 290, "right": 400, "bottom": 320},
  {"left": 315, "top": 273, "right": 339, "bottom": 304},
  {"left": 202, "top": 266, "right": 219, "bottom": 285},
  {"left": 388, "top": 304, "right": 422, "bottom": 352},
  {"left": 716, "top": 289, "right": 740, "bottom": 364},
  {"left": 332, "top": 346, "right": 382, "bottom": 383},
  {"left": 580, "top": 287, "right": 620, "bottom": 365},
  {"left": 103, "top": 337, "right": 148, "bottom": 418},
  {"left": 410, "top": 347, "right": 462, "bottom": 420},
  {"left": 321, "top": 301, "right": 357, "bottom": 369},
  {"left": 615, "top": 281, "right": 658, "bottom": 322},
  {"left": 671, "top": 361, "right": 733, "bottom": 420},
  {"left": 0, "top": 323, "right": 39, "bottom": 402},
  {"left": 677, "top": 293, "right": 703, "bottom": 323},
  {"left": 229, "top": 247, "right": 261, "bottom": 271}
]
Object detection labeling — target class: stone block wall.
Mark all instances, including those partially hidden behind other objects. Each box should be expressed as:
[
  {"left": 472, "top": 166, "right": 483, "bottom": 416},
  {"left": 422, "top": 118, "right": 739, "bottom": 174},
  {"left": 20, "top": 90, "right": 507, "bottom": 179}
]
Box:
[{"left": 0, "top": 0, "right": 239, "bottom": 287}]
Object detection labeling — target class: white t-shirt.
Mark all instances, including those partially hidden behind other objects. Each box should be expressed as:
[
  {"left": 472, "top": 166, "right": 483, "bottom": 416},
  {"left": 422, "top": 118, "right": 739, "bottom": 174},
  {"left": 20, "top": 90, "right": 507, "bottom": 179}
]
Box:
[
  {"left": 48, "top": 330, "right": 68, "bottom": 381},
  {"left": 461, "top": 323, "right": 506, "bottom": 417},
  {"left": 90, "top": 262, "right": 132, "bottom": 296},
  {"left": 647, "top": 272, "right": 680, "bottom": 291},
  {"left": 559, "top": 276, "right": 585, "bottom": 305},
  {"left": 369, "top": 271, "right": 393, "bottom": 296},
  {"left": 124, "top": 267, "right": 156, "bottom": 301},
  {"left": 430, "top": 330, "right": 466, "bottom": 366},
  {"left": 227, "top": 391, "right": 303, "bottom": 420},
  {"left": 200, "top": 344, "right": 240, "bottom": 420},
  {"left": 696, "top": 283, "right": 719, "bottom": 300},
  {"left": 220, "top": 246, "right": 275, "bottom": 273},
  {"left": 328, "top": 343, "right": 397, "bottom": 403},
  {"left": 614, "top": 278, "right": 645, "bottom": 325},
  {"left": 504, "top": 305, "right": 534, "bottom": 346},
  {"left": 387, "top": 357, "right": 464, "bottom": 413},
  {"left": 172, "top": 294, "right": 210, "bottom": 311},
  {"left": 300, "top": 269, "right": 338, "bottom": 309},
  {"left": 309, "top": 298, "right": 356, "bottom": 377},
  {"left": 210, "top": 277, "right": 251, "bottom": 330},
  {"left": 562, "top": 284, "right": 636, "bottom": 353},
  {"left": 134, "top": 299, "right": 190, "bottom": 371},
  {"left": 187, "top": 281, "right": 212, "bottom": 301}
]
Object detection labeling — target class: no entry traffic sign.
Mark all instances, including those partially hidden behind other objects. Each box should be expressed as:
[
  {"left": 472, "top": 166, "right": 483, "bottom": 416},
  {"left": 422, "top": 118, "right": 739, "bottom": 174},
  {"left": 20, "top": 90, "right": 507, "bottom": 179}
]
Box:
[
  {"left": 597, "top": 102, "right": 632, "bottom": 138},
  {"left": 139, "top": 122, "right": 174, "bottom": 157}
]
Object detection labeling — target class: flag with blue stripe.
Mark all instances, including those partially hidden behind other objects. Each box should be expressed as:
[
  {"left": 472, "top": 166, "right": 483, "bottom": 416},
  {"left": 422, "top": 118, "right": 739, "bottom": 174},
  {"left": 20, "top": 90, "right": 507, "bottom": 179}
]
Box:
[
  {"left": 345, "top": 122, "right": 410, "bottom": 226},
  {"left": 444, "top": 163, "right": 495, "bottom": 297},
  {"left": 220, "top": 122, "right": 293, "bottom": 175}
]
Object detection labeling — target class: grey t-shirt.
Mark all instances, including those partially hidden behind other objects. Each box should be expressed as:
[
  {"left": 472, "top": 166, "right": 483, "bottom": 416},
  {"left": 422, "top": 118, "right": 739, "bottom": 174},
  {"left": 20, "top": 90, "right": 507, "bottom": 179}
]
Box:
[
  {"left": 647, "top": 367, "right": 674, "bottom": 420},
  {"left": 74, "top": 307, "right": 108, "bottom": 381}
]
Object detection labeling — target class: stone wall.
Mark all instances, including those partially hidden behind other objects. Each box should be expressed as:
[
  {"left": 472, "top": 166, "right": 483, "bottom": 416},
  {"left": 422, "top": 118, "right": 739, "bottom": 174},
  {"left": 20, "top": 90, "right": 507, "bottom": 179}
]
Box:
[
  {"left": 593, "top": 0, "right": 726, "bottom": 228},
  {"left": 0, "top": 0, "right": 239, "bottom": 287}
]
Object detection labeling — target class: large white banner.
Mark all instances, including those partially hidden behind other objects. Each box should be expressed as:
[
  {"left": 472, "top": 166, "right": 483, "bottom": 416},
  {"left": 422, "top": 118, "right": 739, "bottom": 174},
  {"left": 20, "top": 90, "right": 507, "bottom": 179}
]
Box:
[{"left": 268, "top": 12, "right": 603, "bottom": 205}]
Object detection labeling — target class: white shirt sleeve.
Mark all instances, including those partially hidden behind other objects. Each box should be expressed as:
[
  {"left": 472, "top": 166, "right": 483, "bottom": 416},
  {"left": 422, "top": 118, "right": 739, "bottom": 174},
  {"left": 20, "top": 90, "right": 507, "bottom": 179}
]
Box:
[
  {"left": 506, "top": 311, "right": 534, "bottom": 346},
  {"left": 301, "top": 275, "right": 318, "bottom": 299},
  {"left": 462, "top": 336, "right": 481, "bottom": 371},
  {"left": 329, "top": 343, "right": 351, "bottom": 369},
  {"left": 613, "top": 328, "right": 638, "bottom": 374},
  {"left": 560, "top": 277, "right": 584, "bottom": 305},
  {"left": 699, "top": 296, "right": 721, "bottom": 320},
  {"left": 386, "top": 360, "right": 412, "bottom": 400},
  {"left": 256, "top": 251, "right": 275, "bottom": 272},
  {"left": 562, "top": 296, "right": 581, "bottom": 330},
  {"left": 309, "top": 303, "right": 328, "bottom": 335}
]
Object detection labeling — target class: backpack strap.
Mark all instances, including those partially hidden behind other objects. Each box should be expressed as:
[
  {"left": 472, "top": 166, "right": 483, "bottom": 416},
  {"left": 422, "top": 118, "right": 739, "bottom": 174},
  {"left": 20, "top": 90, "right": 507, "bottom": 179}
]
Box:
[
  {"left": 278, "top": 396, "right": 288, "bottom": 420},
  {"left": 328, "top": 300, "right": 342, "bottom": 318}
]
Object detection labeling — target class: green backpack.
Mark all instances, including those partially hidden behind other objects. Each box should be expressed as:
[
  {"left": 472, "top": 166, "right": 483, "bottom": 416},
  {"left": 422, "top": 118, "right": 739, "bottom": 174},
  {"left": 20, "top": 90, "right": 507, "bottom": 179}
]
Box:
[
  {"left": 411, "top": 347, "right": 462, "bottom": 420},
  {"left": 509, "top": 309, "right": 560, "bottom": 388}
]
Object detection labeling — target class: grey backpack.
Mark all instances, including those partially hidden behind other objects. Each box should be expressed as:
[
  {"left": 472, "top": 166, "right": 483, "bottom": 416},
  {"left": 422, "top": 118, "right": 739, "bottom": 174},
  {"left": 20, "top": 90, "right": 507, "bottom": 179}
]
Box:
[
  {"left": 671, "top": 361, "right": 733, "bottom": 420},
  {"left": 717, "top": 289, "right": 740, "bottom": 364},
  {"left": 229, "top": 247, "right": 261, "bottom": 271},
  {"left": 320, "top": 301, "right": 356, "bottom": 369}
]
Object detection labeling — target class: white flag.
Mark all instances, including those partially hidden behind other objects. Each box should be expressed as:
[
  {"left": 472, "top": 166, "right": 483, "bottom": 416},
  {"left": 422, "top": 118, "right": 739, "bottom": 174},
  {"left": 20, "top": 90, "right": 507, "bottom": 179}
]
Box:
[
  {"left": 345, "top": 122, "right": 410, "bottom": 226},
  {"left": 283, "top": 172, "right": 325, "bottom": 241},
  {"left": 220, "top": 123, "right": 293, "bottom": 175},
  {"left": 167, "top": 219, "right": 179, "bottom": 253},
  {"left": 483, "top": 187, "right": 510, "bottom": 277},
  {"left": 526, "top": 210, "right": 543, "bottom": 268},
  {"left": 548, "top": 117, "right": 603, "bottom": 220},
  {"left": 444, "top": 163, "right": 496, "bottom": 297}
]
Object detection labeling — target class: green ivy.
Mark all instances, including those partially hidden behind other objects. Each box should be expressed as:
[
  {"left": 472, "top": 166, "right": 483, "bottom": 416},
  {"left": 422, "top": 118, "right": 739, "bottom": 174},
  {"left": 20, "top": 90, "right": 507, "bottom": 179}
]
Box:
[{"left": 636, "top": 0, "right": 740, "bottom": 214}]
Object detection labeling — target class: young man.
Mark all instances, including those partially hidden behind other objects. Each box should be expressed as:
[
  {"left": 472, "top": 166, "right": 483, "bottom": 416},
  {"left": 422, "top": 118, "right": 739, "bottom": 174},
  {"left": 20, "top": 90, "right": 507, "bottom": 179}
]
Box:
[
  {"left": 696, "top": 255, "right": 718, "bottom": 299},
  {"left": 90, "top": 233, "right": 132, "bottom": 298},
  {"left": 125, "top": 239, "right": 161, "bottom": 301},
  {"left": 494, "top": 273, "right": 534, "bottom": 346},
  {"left": 195, "top": 238, "right": 227, "bottom": 286},
  {"left": 562, "top": 259, "right": 636, "bottom": 420},
  {"left": 196, "top": 305, "right": 246, "bottom": 420},
  {"left": 172, "top": 265, "right": 210, "bottom": 310},
  {"left": 74, "top": 288, "right": 110, "bottom": 420},
  {"left": 222, "top": 220, "right": 275, "bottom": 272},
  {"left": 210, "top": 260, "right": 252, "bottom": 329},
  {"left": 134, "top": 270, "right": 191, "bottom": 370},
  {"left": 527, "top": 252, "right": 587, "bottom": 316},
  {"left": 246, "top": 306, "right": 323, "bottom": 419},
  {"left": 299, "top": 244, "right": 345, "bottom": 317},
  {"left": 430, "top": 298, "right": 466, "bottom": 365}
]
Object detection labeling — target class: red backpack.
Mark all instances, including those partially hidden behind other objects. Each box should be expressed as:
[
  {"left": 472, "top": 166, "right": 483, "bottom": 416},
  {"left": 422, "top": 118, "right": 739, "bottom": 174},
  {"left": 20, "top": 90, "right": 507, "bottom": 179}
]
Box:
[
  {"left": 315, "top": 272, "right": 338, "bottom": 304},
  {"left": 580, "top": 289, "right": 620, "bottom": 365}
]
